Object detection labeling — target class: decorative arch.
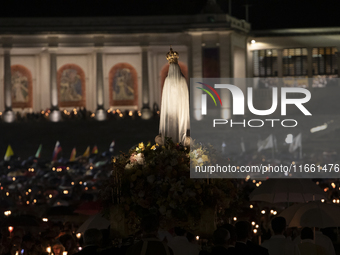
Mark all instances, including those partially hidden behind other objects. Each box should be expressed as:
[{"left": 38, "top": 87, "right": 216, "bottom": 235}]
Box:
[
  {"left": 11, "top": 65, "right": 33, "bottom": 108},
  {"left": 160, "top": 61, "right": 188, "bottom": 95},
  {"left": 57, "top": 64, "right": 86, "bottom": 107},
  {"left": 109, "top": 63, "right": 138, "bottom": 106}
]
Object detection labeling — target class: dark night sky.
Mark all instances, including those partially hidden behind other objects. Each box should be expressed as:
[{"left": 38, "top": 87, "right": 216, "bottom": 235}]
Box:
[{"left": 0, "top": 0, "right": 339, "bottom": 30}]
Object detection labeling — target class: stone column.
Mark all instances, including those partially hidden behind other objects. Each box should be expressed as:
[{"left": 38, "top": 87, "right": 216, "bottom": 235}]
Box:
[
  {"left": 219, "top": 32, "right": 232, "bottom": 119},
  {"left": 141, "top": 46, "right": 152, "bottom": 119},
  {"left": 190, "top": 32, "right": 203, "bottom": 121},
  {"left": 95, "top": 50, "right": 106, "bottom": 121},
  {"left": 3, "top": 49, "right": 15, "bottom": 123},
  {"left": 49, "top": 49, "right": 62, "bottom": 122}
]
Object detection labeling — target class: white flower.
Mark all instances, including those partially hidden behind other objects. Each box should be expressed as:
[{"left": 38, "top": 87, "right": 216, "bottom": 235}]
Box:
[
  {"left": 147, "top": 175, "right": 155, "bottom": 184},
  {"left": 135, "top": 153, "right": 145, "bottom": 165},
  {"left": 125, "top": 163, "right": 133, "bottom": 170}
]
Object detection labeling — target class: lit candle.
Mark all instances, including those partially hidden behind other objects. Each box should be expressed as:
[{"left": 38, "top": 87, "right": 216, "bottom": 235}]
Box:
[
  {"left": 46, "top": 247, "right": 51, "bottom": 254},
  {"left": 195, "top": 236, "right": 199, "bottom": 241},
  {"left": 8, "top": 226, "right": 13, "bottom": 233},
  {"left": 42, "top": 218, "right": 48, "bottom": 222},
  {"left": 76, "top": 233, "right": 81, "bottom": 239},
  {"left": 253, "top": 229, "right": 257, "bottom": 234},
  {"left": 63, "top": 252, "right": 67, "bottom": 255}
]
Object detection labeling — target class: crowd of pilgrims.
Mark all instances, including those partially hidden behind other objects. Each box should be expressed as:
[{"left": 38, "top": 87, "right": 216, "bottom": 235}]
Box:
[{"left": 0, "top": 215, "right": 336, "bottom": 255}]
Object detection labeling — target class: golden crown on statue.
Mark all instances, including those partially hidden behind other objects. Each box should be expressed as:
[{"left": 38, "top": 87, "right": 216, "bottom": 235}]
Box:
[{"left": 166, "top": 46, "right": 179, "bottom": 64}]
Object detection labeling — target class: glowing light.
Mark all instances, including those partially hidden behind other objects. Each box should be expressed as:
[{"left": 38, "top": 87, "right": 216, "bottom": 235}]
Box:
[
  {"left": 8, "top": 226, "right": 13, "bottom": 233},
  {"left": 28, "top": 189, "right": 31, "bottom": 193},
  {"left": 331, "top": 183, "right": 336, "bottom": 189},
  {"left": 233, "top": 217, "right": 237, "bottom": 221},
  {"left": 196, "top": 236, "right": 199, "bottom": 241},
  {"left": 129, "top": 111, "right": 133, "bottom": 116},
  {"left": 273, "top": 211, "right": 277, "bottom": 215},
  {"left": 63, "top": 252, "right": 68, "bottom": 255},
  {"left": 63, "top": 190, "right": 69, "bottom": 194},
  {"left": 26, "top": 201, "right": 30, "bottom": 205},
  {"left": 253, "top": 229, "right": 257, "bottom": 234},
  {"left": 33, "top": 199, "right": 37, "bottom": 203},
  {"left": 251, "top": 221, "right": 255, "bottom": 226},
  {"left": 79, "top": 181, "right": 83, "bottom": 185},
  {"left": 6, "top": 192, "right": 9, "bottom": 196},
  {"left": 255, "top": 224, "right": 259, "bottom": 228},
  {"left": 261, "top": 210, "right": 265, "bottom": 214},
  {"left": 250, "top": 205, "right": 253, "bottom": 209},
  {"left": 76, "top": 233, "right": 82, "bottom": 239},
  {"left": 47, "top": 247, "right": 51, "bottom": 254},
  {"left": 252, "top": 180, "right": 256, "bottom": 183},
  {"left": 12, "top": 177, "right": 15, "bottom": 181},
  {"left": 251, "top": 40, "right": 256, "bottom": 44},
  {"left": 321, "top": 199, "right": 325, "bottom": 203},
  {"left": 49, "top": 194, "right": 52, "bottom": 198},
  {"left": 71, "top": 182, "right": 74, "bottom": 185},
  {"left": 43, "top": 218, "right": 48, "bottom": 222}
]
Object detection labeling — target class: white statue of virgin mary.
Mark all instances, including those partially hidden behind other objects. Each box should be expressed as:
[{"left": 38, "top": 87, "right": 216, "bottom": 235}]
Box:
[{"left": 159, "top": 47, "right": 190, "bottom": 144}]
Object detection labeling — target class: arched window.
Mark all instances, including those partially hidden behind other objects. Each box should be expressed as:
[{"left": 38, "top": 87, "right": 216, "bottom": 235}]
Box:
[
  {"left": 11, "top": 65, "right": 33, "bottom": 108},
  {"left": 57, "top": 64, "right": 86, "bottom": 107},
  {"left": 109, "top": 63, "right": 138, "bottom": 106}
]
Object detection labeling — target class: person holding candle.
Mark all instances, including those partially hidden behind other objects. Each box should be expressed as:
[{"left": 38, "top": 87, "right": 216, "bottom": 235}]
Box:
[{"left": 52, "top": 242, "right": 65, "bottom": 255}]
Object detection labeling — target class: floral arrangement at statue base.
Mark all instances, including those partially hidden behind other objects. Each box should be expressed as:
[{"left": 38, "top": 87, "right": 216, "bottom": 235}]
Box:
[{"left": 101, "top": 138, "right": 238, "bottom": 238}]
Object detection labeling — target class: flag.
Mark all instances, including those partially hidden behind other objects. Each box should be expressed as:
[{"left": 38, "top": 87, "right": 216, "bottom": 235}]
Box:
[
  {"left": 257, "top": 134, "right": 274, "bottom": 152},
  {"left": 52, "top": 141, "right": 62, "bottom": 161},
  {"left": 240, "top": 137, "right": 246, "bottom": 154},
  {"left": 35, "top": 144, "right": 42, "bottom": 158},
  {"left": 289, "top": 133, "right": 302, "bottom": 153},
  {"left": 83, "top": 146, "right": 90, "bottom": 158},
  {"left": 70, "top": 147, "right": 76, "bottom": 162},
  {"left": 4, "top": 145, "right": 14, "bottom": 161},
  {"left": 109, "top": 141, "right": 115, "bottom": 153},
  {"left": 92, "top": 145, "right": 98, "bottom": 154}
]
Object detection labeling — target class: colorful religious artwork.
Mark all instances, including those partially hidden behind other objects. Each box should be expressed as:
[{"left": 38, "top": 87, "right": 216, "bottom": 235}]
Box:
[
  {"left": 11, "top": 65, "right": 33, "bottom": 108},
  {"left": 57, "top": 64, "right": 86, "bottom": 107},
  {"left": 109, "top": 63, "right": 138, "bottom": 106}
]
